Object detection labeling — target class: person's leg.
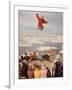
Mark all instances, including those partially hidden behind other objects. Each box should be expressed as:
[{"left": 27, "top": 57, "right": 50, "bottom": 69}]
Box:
[{"left": 40, "top": 26, "right": 44, "bottom": 30}]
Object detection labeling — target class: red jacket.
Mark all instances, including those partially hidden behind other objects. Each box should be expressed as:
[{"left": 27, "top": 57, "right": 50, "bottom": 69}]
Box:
[{"left": 36, "top": 14, "right": 48, "bottom": 28}]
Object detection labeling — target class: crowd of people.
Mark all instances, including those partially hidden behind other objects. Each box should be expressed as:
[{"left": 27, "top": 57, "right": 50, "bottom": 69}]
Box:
[
  {"left": 19, "top": 51, "right": 63, "bottom": 79},
  {"left": 19, "top": 60, "right": 51, "bottom": 79},
  {"left": 19, "top": 51, "right": 50, "bottom": 62}
]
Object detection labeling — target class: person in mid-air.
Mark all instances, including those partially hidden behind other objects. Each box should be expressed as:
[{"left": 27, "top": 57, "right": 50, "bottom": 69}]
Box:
[{"left": 36, "top": 13, "right": 48, "bottom": 30}]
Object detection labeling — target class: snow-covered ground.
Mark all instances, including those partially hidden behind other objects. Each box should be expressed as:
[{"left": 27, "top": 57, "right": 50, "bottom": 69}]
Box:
[
  {"left": 19, "top": 32, "right": 63, "bottom": 46},
  {"left": 18, "top": 32, "right": 63, "bottom": 56}
]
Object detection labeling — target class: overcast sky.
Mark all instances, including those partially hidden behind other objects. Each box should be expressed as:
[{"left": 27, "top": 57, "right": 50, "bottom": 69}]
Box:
[{"left": 18, "top": 10, "right": 63, "bottom": 35}]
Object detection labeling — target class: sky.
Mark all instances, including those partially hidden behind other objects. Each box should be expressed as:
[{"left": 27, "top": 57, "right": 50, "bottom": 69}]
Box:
[{"left": 18, "top": 10, "right": 63, "bottom": 35}]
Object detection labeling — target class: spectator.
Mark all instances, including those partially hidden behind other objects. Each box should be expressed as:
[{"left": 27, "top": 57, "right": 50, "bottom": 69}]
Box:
[
  {"left": 32, "top": 51, "right": 37, "bottom": 60},
  {"left": 37, "top": 53, "right": 44, "bottom": 60},
  {"left": 20, "top": 62, "right": 28, "bottom": 79},
  {"left": 41, "top": 64, "right": 47, "bottom": 78},
  {"left": 27, "top": 63, "right": 34, "bottom": 79},
  {"left": 19, "top": 59, "right": 23, "bottom": 78},
  {"left": 47, "top": 67, "right": 51, "bottom": 77},
  {"left": 28, "top": 52, "right": 33, "bottom": 61},
  {"left": 24, "top": 52, "right": 30, "bottom": 61},
  {"left": 43, "top": 53, "right": 49, "bottom": 60},
  {"left": 55, "top": 61, "right": 63, "bottom": 77},
  {"left": 34, "top": 65, "right": 41, "bottom": 78}
]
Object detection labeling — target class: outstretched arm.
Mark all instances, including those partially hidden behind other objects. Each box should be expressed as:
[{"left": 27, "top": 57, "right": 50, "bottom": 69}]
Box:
[
  {"left": 44, "top": 20, "right": 48, "bottom": 24},
  {"left": 42, "top": 19, "right": 48, "bottom": 24}
]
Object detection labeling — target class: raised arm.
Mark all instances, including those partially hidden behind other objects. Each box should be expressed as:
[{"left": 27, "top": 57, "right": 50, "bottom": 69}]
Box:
[{"left": 36, "top": 13, "right": 40, "bottom": 19}]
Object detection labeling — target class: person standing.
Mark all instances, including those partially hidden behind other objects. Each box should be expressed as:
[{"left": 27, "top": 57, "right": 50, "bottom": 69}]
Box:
[
  {"left": 34, "top": 65, "right": 41, "bottom": 78},
  {"left": 40, "top": 64, "right": 47, "bottom": 78},
  {"left": 27, "top": 63, "right": 34, "bottom": 79}
]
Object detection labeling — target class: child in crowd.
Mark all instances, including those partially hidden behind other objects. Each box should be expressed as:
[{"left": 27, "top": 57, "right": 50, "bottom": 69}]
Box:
[
  {"left": 34, "top": 65, "right": 41, "bottom": 78},
  {"left": 40, "top": 64, "right": 47, "bottom": 78}
]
